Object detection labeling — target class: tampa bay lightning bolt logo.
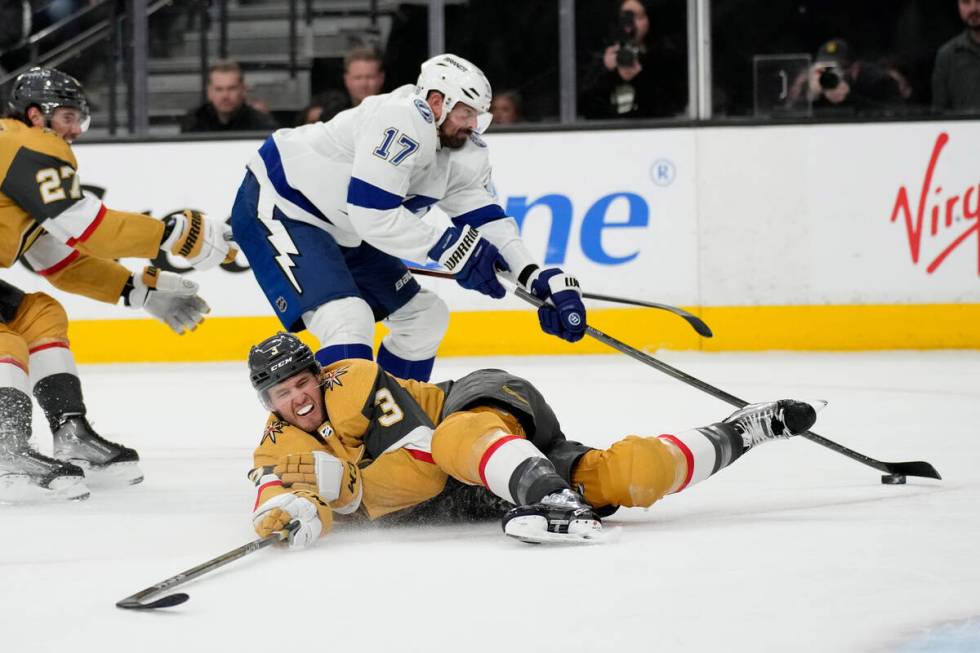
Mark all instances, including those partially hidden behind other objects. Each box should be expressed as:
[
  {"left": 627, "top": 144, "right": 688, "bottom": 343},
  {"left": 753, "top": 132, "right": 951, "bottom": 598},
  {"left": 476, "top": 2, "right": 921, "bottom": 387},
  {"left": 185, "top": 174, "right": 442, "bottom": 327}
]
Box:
[{"left": 414, "top": 98, "right": 434, "bottom": 124}]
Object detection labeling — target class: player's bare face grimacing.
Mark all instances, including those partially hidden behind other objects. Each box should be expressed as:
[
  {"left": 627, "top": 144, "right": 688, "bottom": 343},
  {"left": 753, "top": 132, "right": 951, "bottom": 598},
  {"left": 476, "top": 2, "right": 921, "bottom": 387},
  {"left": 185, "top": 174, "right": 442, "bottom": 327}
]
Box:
[
  {"left": 439, "top": 103, "right": 479, "bottom": 149},
  {"left": 267, "top": 371, "right": 326, "bottom": 432}
]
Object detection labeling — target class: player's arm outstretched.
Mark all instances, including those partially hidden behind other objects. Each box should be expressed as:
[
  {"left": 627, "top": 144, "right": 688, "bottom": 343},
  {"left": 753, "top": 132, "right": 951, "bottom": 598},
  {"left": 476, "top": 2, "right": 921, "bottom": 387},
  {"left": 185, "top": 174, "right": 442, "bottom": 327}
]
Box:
[
  {"left": 250, "top": 418, "right": 338, "bottom": 549},
  {"left": 3, "top": 153, "right": 235, "bottom": 271},
  {"left": 24, "top": 231, "right": 209, "bottom": 334},
  {"left": 440, "top": 141, "right": 587, "bottom": 342}
]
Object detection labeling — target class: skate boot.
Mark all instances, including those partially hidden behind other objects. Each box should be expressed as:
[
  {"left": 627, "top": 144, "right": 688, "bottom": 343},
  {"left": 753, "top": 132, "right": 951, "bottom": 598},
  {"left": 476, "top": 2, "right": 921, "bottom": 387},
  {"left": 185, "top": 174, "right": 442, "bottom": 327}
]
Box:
[
  {"left": 52, "top": 413, "right": 143, "bottom": 485},
  {"left": 0, "top": 438, "right": 89, "bottom": 502},
  {"left": 723, "top": 400, "right": 818, "bottom": 449},
  {"left": 502, "top": 488, "right": 603, "bottom": 544}
]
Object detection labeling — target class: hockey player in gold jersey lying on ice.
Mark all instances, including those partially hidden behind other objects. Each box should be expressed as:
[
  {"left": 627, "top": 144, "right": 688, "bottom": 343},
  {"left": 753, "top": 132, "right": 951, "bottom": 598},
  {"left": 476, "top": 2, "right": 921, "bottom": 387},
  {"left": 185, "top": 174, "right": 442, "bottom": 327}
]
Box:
[{"left": 248, "top": 333, "right": 818, "bottom": 544}]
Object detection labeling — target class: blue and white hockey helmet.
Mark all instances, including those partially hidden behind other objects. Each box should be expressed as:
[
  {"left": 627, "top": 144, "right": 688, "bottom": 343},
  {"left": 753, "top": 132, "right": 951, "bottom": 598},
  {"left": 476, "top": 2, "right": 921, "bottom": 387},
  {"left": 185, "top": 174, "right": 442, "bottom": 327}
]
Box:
[{"left": 416, "top": 54, "right": 493, "bottom": 133}]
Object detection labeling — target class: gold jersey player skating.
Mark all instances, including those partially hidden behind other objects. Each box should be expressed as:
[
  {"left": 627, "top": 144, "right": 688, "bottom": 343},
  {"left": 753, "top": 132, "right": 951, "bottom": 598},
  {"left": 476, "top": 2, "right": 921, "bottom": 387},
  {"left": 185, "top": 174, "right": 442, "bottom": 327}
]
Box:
[{"left": 0, "top": 67, "right": 234, "bottom": 501}]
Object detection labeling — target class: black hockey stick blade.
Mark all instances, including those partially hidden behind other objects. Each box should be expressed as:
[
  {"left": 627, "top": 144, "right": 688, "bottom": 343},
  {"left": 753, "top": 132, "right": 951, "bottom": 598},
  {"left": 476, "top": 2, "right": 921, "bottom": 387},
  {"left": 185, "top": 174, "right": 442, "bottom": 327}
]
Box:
[
  {"left": 583, "top": 291, "right": 713, "bottom": 337},
  {"left": 880, "top": 460, "right": 942, "bottom": 480},
  {"left": 801, "top": 430, "right": 942, "bottom": 479},
  {"left": 116, "top": 593, "right": 190, "bottom": 610}
]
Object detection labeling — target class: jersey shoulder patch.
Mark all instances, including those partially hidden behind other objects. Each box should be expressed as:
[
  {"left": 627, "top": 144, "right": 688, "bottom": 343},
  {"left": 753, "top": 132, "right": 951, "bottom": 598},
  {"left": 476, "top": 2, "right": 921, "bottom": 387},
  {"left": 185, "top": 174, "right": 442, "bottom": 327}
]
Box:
[{"left": 413, "top": 98, "right": 435, "bottom": 124}]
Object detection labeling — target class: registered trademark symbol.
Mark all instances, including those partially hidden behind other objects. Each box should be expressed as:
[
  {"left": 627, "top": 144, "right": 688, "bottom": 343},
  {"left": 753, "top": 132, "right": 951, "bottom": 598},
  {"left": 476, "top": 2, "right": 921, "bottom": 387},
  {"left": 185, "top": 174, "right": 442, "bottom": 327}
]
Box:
[{"left": 650, "top": 159, "right": 676, "bottom": 187}]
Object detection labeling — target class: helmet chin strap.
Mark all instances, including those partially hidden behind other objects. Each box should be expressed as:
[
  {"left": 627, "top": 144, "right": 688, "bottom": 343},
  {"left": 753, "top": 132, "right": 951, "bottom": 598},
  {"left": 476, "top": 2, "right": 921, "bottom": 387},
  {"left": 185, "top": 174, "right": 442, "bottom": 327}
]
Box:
[{"left": 433, "top": 95, "right": 452, "bottom": 129}]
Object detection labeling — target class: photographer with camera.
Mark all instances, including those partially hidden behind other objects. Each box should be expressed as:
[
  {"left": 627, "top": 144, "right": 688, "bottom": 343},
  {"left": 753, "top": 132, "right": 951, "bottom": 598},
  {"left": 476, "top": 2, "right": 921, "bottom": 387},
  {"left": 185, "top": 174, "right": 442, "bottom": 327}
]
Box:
[
  {"left": 795, "top": 38, "right": 906, "bottom": 117},
  {"left": 580, "top": 0, "right": 685, "bottom": 120}
]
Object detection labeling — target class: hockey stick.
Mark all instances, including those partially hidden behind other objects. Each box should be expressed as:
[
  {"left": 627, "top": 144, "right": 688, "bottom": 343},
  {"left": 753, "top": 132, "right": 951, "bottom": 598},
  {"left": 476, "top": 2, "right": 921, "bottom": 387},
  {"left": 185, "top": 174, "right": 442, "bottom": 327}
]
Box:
[
  {"left": 512, "top": 286, "right": 941, "bottom": 481},
  {"left": 115, "top": 521, "right": 298, "bottom": 610},
  {"left": 408, "top": 266, "right": 713, "bottom": 337}
]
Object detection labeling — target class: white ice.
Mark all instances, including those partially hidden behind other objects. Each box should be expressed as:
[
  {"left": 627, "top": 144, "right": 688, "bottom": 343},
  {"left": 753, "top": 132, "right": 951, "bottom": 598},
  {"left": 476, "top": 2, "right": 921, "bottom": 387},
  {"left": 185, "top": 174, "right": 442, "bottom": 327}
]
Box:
[{"left": 2, "top": 351, "right": 978, "bottom": 653}]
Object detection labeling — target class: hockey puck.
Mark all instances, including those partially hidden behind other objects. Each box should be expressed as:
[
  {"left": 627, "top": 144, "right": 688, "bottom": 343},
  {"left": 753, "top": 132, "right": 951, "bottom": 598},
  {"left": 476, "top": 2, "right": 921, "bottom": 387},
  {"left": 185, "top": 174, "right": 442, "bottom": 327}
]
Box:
[{"left": 881, "top": 474, "right": 907, "bottom": 485}]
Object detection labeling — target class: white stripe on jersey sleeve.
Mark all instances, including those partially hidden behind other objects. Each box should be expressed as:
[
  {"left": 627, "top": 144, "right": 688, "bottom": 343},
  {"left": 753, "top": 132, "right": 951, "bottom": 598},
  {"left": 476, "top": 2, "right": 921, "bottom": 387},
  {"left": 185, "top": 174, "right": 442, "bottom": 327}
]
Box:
[
  {"left": 23, "top": 231, "right": 79, "bottom": 275},
  {"left": 39, "top": 193, "right": 105, "bottom": 245}
]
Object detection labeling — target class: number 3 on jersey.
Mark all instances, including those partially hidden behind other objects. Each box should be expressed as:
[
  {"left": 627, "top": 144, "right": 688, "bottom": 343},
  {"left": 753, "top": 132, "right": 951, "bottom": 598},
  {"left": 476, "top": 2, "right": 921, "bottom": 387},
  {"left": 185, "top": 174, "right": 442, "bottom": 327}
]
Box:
[{"left": 373, "top": 128, "right": 419, "bottom": 166}]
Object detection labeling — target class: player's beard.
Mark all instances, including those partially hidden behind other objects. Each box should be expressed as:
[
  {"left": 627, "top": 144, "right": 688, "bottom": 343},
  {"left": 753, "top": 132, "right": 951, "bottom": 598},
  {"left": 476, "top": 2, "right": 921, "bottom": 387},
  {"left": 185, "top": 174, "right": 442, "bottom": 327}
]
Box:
[{"left": 439, "top": 125, "right": 470, "bottom": 149}]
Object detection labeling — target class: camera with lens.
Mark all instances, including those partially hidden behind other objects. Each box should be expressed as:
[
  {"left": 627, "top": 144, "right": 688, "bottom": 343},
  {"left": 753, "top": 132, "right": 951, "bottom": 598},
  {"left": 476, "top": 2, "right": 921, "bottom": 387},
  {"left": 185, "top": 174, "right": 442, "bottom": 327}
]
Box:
[
  {"left": 615, "top": 9, "right": 641, "bottom": 68},
  {"left": 818, "top": 65, "right": 845, "bottom": 91}
]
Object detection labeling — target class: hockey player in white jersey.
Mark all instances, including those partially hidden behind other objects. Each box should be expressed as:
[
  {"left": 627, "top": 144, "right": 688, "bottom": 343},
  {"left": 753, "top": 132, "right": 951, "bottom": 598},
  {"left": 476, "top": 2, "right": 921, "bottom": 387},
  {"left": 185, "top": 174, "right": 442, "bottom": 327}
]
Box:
[{"left": 231, "top": 54, "right": 586, "bottom": 381}]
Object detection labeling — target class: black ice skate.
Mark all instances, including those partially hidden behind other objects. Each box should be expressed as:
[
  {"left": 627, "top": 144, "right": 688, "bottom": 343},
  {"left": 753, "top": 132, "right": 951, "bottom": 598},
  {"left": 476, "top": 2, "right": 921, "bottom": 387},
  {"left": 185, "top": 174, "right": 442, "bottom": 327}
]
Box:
[
  {"left": 52, "top": 414, "right": 143, "bottom": 485},
  {"left": 724, "top": 400, "right": 818, "bottom": 450},
  {"left": 502, "top": 488, "right": 603, "bottom": 544},
  {"left": 0, "top": 440, "right": 89, "bottom": 502}
]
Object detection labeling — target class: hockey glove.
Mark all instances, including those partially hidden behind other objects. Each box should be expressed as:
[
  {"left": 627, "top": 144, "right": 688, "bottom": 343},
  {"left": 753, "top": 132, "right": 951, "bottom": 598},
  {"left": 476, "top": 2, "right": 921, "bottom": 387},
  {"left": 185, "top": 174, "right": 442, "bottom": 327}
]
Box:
[
  {"left": 274, "top": 450, "right": 363, "bottom": 515},
  {"left": 428, "top": 225, "right": 509, "bottom": 299},
  {"left": 126, "top": 266, "right": 210, "bottom": 334},
  {"left": 161, "top": 209, "right": 238, "bottom": 270},
  {"left": 252, "top": 490, "right": 324, "bottom": 550},
  {"left": 525, "top": 267, "right": 586, "bottom": 342}
]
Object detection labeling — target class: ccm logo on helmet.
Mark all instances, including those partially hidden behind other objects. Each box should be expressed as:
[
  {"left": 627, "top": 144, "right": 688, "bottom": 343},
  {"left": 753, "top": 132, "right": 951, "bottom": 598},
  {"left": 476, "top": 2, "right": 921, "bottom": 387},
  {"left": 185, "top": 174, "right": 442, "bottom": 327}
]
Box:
[{"left": 270, "top": 356, "right": 294, "bottom": 372}]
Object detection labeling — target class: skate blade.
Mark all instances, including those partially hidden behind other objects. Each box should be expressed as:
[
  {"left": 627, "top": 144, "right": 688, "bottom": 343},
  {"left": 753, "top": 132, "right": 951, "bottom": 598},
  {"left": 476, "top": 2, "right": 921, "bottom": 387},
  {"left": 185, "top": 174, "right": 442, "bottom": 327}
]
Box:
[
  {"left": 71, "top": 460, "right": 144, "bottom": 487},
  {"left": 0, "top": 474, "right": 90, "bottom": 503},
  {"left": 504, "top": 516, "right": 613, "bottom": 545}
]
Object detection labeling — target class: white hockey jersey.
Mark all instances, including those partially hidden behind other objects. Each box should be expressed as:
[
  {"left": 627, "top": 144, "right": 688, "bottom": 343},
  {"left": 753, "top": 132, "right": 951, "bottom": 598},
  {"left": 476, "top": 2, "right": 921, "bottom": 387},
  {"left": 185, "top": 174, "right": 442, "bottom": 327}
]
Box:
[{"left": 246, "top": 85, "right": 535, "bottom": 274}]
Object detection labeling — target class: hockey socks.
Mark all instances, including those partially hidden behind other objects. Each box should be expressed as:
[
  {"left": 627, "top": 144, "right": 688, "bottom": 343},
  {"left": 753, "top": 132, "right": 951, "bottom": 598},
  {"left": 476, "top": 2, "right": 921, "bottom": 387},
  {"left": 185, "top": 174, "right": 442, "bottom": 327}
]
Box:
[
  {"left": 32, "top": 372, "right": 86, "bottom": 432},
  {"left": 658, "top": 423, "right": 746, "bottom": 493},
  {"left": 479, "top": 435, "right": 569, "bottom": 505},
  {"left": 376, "top": 344, "right": 435, "bottom": 382},
  {"left": 659, "top": 400, "right": 817, "bottom": 494}
]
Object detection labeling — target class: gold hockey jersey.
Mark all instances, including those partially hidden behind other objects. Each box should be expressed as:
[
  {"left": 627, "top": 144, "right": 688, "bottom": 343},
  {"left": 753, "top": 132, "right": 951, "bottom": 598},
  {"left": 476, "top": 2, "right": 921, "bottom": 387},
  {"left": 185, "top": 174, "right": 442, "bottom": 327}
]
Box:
[
  {"left": 250, "top": 358, "right": 456, "bottom": 524},
  {"left": 0, "top": 118, "right": 165, "bottom": 302}
]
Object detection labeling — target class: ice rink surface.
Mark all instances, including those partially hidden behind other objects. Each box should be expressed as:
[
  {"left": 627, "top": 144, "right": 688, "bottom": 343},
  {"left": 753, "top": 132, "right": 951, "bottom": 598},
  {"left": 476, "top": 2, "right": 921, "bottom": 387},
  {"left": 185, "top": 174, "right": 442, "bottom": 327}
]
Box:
[{"left": 2, "top": 350, "right": 978, "bottom": 653}]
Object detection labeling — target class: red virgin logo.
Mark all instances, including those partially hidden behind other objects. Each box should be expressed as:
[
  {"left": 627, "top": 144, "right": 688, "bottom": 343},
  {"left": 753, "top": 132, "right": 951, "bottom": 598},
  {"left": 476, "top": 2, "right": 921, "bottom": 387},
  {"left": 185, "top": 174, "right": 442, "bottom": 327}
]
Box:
[{"left": 890, "top": 132, "right": 979, "bottom": 275}]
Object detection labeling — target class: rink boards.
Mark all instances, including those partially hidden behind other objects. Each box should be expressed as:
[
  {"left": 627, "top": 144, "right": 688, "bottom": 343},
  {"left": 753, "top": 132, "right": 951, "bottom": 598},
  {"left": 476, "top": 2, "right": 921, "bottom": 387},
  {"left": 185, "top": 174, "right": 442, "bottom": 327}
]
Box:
[{"left": 5, "top": 119, "right": 978, "bottom": 361}]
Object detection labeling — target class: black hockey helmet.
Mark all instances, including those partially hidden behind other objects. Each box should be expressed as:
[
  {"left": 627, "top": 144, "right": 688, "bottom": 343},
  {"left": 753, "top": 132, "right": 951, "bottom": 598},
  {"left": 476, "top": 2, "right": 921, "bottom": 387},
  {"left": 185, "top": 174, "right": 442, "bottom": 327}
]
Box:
[
  {"left": 8, "top": 67, "right": 91, "bottom": 131},
  {"left": 248, "top": 332, "right": 320, "bottom": 404}
]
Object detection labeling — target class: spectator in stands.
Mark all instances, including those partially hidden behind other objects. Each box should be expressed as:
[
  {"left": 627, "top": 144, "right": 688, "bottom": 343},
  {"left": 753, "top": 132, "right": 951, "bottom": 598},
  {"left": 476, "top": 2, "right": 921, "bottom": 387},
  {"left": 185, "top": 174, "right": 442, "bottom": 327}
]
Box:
[
  {"left": 580, "top": 0, "right": 686, "bottom": 120},
  {"left": 343, "top": 46, "right": 385, "bottom": 108},
  {"left": 307, "top": 47, "right": 385, "bottom": 125},
  {"left": 932, "top": 0, "right": 980, "bottom": 113},
  {"left": 181, "top": 60, "right": 278, "bottom": 133},
  {"left": 788, "top": 39, "right": 906, "bottom": 116},
  {"left": 490, "top": 91, "right": 523, "bottom": 125}
]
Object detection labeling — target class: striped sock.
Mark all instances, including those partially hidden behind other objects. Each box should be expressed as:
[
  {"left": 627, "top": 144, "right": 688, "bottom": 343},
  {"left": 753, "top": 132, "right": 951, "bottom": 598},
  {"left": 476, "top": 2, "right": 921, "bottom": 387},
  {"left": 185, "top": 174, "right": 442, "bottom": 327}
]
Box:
[{"left": 658, "top": 422, "right": 745, "bottom": 493}]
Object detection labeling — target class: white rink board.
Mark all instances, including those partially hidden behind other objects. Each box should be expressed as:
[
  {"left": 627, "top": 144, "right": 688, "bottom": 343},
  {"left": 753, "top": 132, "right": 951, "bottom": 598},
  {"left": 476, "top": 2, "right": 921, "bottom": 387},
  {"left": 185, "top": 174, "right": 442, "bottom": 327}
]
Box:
[{"left": 4, "top": 121, "right": 978, "bottom": 321}]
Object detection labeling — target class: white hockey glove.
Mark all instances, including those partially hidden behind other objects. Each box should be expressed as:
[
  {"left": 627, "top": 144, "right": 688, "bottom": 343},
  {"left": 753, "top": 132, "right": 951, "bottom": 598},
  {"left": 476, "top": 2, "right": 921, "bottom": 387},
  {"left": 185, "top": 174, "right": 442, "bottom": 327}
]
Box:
[
  {"left": 274, "top": 450, "right": 363, "bottom": 515},
  {"left": 125, "top": 266, "right": 210, "bottom": 334},
  {"left": 161, "top": 209, "right": 237, "bottom": 270},
  {"left": 252, "top": 491, "right": 323, "bottom": 550}
]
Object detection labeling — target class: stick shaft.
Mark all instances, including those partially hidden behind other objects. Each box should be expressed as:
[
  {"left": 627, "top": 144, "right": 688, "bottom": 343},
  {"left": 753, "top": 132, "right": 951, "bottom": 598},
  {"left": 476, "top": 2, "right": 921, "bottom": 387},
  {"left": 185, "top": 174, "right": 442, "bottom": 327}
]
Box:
[
  {"left": 116, "top": 528, "right": 288, "bottom": 607},
  {"left": 512, "top": 287, "right": 939, "bottom": 479}
]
